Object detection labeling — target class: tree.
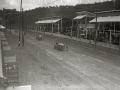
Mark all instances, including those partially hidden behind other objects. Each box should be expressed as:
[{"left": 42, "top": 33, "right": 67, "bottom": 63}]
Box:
[
  {"left": 112, "top": 0, "right": 120, "bottom": 9},
  {"left": 115, "top": 0, "right": 120, "bottom": 9}
]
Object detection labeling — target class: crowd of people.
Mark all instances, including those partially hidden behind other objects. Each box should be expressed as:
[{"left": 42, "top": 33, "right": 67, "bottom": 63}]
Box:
[{"left": 28, "top": 22, "right": 120, "bottom": 46}]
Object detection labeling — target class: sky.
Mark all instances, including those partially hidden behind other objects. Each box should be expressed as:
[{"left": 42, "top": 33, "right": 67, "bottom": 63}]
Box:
[{"left": 0, "top": 0, "right": 111, "bottom": 11}]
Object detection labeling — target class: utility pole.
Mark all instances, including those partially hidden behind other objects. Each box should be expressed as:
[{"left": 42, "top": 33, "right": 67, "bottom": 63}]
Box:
[
  {"left": 18, "top": 12, "right": 21, "bottom": 46},
  {"left": 10, "top": 15, "right": 11, "bottom": 34},
  {"left": 119, "top": 32, "right": 120, "bottom": 55},
  {"left": 22, "top": 8, "right": 24, "bottom": 46},
  {"left": 95, "top": 9, "right": 98, "bottom": 47},
  {"left": 19, "top": 0, "right": 22, "bottom": 46},
  {"left": 71, "top": 19, "right": 73, "bottom": 38},
  {"left": 119, "top": 22, "right": 120, "bottom": 55},
  {"left": 19, "top": 0, "right": 24, "bottom": 46}
]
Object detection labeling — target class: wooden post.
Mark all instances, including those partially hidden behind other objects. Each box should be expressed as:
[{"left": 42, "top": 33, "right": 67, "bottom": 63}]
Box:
[
  {"left": 95, "top": 9, "right": 98, "bottom": 47},
  {"left": 71, "top": 19, "right": 73, "bottom": 38},
  {"left": 52, "top": 22, "right": 53, "bottom": 35},
  {"left": 85, "top": 14, "right": 88, "bottom": 38},
  {"left": 98, "top": 22, "right": 100, "bottom": 31},
  {"left": 40, "top": 25, "right": 41, "bottom": 32},
  {"left": 77, "top": 19, "right": 79, "bottom": 38},
  {"left": 110, "top": 30, "right": 112, "bottom": 43},
  {"left": 18, "top": 0, "right": 22, "bottom": 46},
  {"left": 103, "top": 23, "right": 104, "bottom": 33},
  {"left": 114, "top": 22, "right": 115, "bottom": 35},
  {"left": 119, "top": 23, "right": 120, "bottom": 55},
  {"left": 38, "top": 25, "right": 39, "bottom": 32},
  {"left": 21, "top": 8, "right": 24, "bottom": 47},
  {"left": 61, "top": 17, "right": 62, "bottom": 32},
  {"left": 10, "top": 15, "right": 11, "bottom": 35},
  {"left": 80, "top": 22, "right": 81, "bottom": 38},
  {"left": 58, "top": 23, "right": 59, "bottom": 34}
]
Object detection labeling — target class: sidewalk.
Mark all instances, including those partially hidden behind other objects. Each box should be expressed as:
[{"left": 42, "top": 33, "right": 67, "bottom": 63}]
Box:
[{"left": 3, "top": 32, "right": 29, "bottom": 87}]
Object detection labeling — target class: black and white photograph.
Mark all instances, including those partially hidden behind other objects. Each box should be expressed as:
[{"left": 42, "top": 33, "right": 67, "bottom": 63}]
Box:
[{"left": 0, "top": 0, "right": 120, "bottom": 90}]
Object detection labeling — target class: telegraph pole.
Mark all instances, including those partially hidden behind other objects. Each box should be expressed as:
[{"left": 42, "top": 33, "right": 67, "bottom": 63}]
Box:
[
  {"left": 119, "top": 32, "right": 120, "bottom": 54},
  {"left": 19, "top": 0, "right": 24, "bottom": 46},
  {"left": 22, "top": 8, "right": 24, "bottom": 46},
  {"left": 18, "top": 13, "right": 21, "bottom": 46},
  {"left": 18, "top": 0, "right": 22, "bottom": 46},
  {"left": 95, "top": 9, "right": 98, "bottom": 47},
  {"left": 10, "top": 15, "right": 11, "bottom": 34}
]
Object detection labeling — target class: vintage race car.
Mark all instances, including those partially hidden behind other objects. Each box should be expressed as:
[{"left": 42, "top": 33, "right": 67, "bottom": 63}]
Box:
[
  {"left": 36, "top": 35, "right": 44, "bottom": 41},
  {"left": 54, "top": 41, "right": 68, "bottom": 51}
]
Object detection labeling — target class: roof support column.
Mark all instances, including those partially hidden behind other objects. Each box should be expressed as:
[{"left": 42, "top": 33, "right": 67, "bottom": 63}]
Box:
[
  {"left": 98, "top": 22, "right": 100, "bottom": 31},
  {"left": 52, "top": 22, "right": 53, "bottom": 35},
  {"left": 58, "top": 23, "right": 59, "bottom": 34},
  {"left": 40, "top": 25, "right": 41, "bottom": 32},
  {"left": 61, "top": 17, "right": 62, "bottom": 32},
  {"left": 77, "top": 19, "right": 79, "bottom": 38},
  {"left": 44, "top": 25, "right": 45, "bottom": 34},
  {"left": 37, "top": 25, "right": 38, "bottom": 32},
  {"left": 38, "top": 24, "right": 40, "bottom": 32},
  {"left": 85, "top": 15, "right": 88, "bottom": 38},
  {"left": 113, "top": 22, "right": 116, "bottom": 44},
  {"left": 110, "top": 30, "right": 112, "bottom": 43},
  {"left": 119, "top": 22, "right": 120, "bottom": 55},
  {"left": 103, "top": 22, "right": 105, "bottom": 34},
  {"left": 80, "top": 22, "right": 81, "bottom": 38},
  {"left": 114, "top": 22, "right": 116, "bottom": 35}
]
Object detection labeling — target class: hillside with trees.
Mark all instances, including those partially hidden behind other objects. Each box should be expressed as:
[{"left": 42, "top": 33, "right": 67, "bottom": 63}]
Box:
[{"left": 1, "top": 1, "right": 120, "bottom": 29}]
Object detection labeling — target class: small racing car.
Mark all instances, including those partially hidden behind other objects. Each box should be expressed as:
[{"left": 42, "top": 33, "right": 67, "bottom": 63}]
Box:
[
  {"left": 54, "top": 41, "right": 68, "bottom": 51},
  {"left": 36, "top": 35, "right": 44, "bottom": 41}
]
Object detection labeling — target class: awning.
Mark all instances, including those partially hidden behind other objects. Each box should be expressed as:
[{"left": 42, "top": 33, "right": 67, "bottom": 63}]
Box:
[
  {"left": 36, "top": 19, "right": 60, "bottom": 24},
  {"left": 0, "top": 25, "right": 5, "bottom": 29},
  {"left": 90, "top": 16, "right": 120, "bottom": 22},
  {"left": 35, "top": 21, "right": 39, "bottom": 24},
  {"left": 35, "top": 20, "right": 52, "bottom": 24},
  {"left": 73, "top": 15, "right": 86, "bottom": 20},
  {"left": 52, "top": 19, "right": 60, "bottom": 23}
]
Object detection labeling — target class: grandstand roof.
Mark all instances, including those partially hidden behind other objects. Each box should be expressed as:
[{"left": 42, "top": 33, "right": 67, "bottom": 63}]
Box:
[
  {"left": 74, "top": 11, "right": 95, "bottom": 20},
  {"left": 76, "top": 11, "right": 95, "bottom": 17},
  {"left": 0, "top": 25, "right": 5, "bottom": 29},
  {"left": 73, "top": 15, "right": 86, "bottom": 20},
  {"left": 97, "top": 9, "right": 120, "bottom": 14},
  {"left": 36, "top": 19, "right": 60, "bottom": 24},
  {"left": 90, "top": 16, "right": 120, "bottom": 22}
]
